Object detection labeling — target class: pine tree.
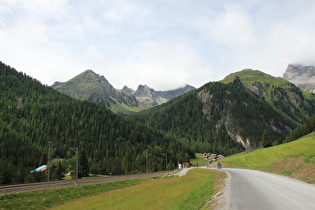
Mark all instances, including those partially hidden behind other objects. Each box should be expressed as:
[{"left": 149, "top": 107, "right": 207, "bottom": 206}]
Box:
[
  {"left": 55, "top": 161, "right": 66, "bottom": 180},
  {"left": 78, "top": 150, "right": 89, "bottom": 178},
  {"left": 262, "top": 129, "right": 272, "bottom": 148}
]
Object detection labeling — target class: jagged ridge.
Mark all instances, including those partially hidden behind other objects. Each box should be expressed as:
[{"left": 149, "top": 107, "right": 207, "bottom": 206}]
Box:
[{"left": 53, "top": 70, "right": 195, "bottom": 113}]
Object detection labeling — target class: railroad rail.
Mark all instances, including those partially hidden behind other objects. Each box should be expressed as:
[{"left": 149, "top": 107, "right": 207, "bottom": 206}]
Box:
[{"left": 0, "top": 171, "right": 170, "bottom": 195}]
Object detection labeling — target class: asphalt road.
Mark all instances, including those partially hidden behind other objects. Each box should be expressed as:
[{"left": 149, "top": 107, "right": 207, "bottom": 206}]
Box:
[{"left": 222, "top": 168, "right": 315, "bottom": 210}]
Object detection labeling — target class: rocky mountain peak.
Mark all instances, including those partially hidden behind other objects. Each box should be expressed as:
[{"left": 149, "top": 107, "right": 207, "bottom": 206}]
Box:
[
  {"left": 66, "top": 69, "right": 115, "bottom": 96},
  {"left": 79, "top": 70, "right": 110, "bottom": 86},
  {"left": 51, "top": 81, "right": 63, "bottom": 88},
  {"left": 283, "top": 64, "right": 315, "bottom": 83},
  {"left": 282, "top": 64, "right": 315, "bottom": 93},
  {"left": 134, "top": 85, "right": 156, "bottom": 98},
  {"left": 156, "top": 84, "right": 196, "bottom": 99},
  {"left": 121, "top": 86, "right": 135, "bottom": 95},
  {"left": 52, "top": 70, "right": 139, "bottom": 113}
]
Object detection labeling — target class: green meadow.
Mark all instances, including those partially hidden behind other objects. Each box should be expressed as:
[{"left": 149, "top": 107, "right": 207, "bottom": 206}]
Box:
[
  {"left": 190, "top": 153, "right": 209, "bottom": 166},
  {"left": 52, "top": 169, "right": 218, "bottom": 210},
  {"left": 0, "top": 179, "right": 148, "bottom": 209}
]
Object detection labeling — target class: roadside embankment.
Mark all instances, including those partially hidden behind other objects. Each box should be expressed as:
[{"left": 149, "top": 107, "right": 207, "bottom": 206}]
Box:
[{"left": 212, "top": 132, "right": 315, "bottom": 184}]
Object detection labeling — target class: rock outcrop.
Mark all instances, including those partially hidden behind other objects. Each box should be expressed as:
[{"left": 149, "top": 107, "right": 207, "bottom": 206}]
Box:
[{"left": 283, "top": 64, "right": 315, "bottom": 93}]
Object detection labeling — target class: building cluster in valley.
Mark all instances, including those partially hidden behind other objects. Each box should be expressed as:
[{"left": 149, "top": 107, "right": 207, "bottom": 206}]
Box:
[{"left": 203, "top": 153, "right": 224, "bottom": 163}]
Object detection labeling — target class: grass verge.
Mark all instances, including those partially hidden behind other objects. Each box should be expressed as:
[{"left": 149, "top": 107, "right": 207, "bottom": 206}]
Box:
[{"left": 52, "top": 169, "right": 220, "bottom": 210}]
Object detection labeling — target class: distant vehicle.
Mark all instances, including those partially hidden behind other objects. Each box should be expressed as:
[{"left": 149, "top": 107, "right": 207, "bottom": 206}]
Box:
[{"left": 217, "top": 162, "right": 222, "bottom": 169}]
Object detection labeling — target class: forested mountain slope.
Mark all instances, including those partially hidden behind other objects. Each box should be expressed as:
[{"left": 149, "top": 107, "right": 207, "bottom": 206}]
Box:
[
  {"left": 221, "top": 69, "right": 315, "bottom": 124},
  {"left": 0, "top": 62, "right": 192, "bottom": 184},
  {"left": 129, "top": 69, "right": 315, "bottom": 153}
]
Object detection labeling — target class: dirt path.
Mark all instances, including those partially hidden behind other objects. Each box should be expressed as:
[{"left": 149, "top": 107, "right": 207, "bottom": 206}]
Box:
[{"left": 174, "top": 167, "right": 192, "bottom": 177}]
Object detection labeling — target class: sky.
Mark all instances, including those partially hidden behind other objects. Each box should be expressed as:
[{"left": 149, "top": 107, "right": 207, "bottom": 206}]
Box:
[{"left": 1, "top": 0, "right": 315, "bottom": 91}]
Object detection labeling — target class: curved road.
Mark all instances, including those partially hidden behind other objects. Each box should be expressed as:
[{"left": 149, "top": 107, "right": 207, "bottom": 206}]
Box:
[{"left": 222, "top": 168, "right": 315, "bottom": 210}]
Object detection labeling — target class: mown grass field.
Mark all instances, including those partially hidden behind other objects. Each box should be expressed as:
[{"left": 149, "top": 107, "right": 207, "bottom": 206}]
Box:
[
  {"left": 0, "top": 169, "right": 223, "bottom": 210},
  {"left": 219, "top": 132, "right": 315, "bottom": 183},
  {"left": 0, "top": 178, "right": 149, "bottom": 209},
  {"left": 52, "top": 169, "right": 219, "bottom": 210}
]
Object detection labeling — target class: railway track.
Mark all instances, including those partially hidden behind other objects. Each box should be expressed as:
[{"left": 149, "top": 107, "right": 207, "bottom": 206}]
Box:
[{"left": 0, "top": 171, "right": 170, "bottom": 195}]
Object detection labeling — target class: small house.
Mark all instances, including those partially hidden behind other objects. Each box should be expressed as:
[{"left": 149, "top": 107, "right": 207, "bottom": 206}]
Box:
[{"left": 182, "top": 162, "right": 191, "bottom": 168}]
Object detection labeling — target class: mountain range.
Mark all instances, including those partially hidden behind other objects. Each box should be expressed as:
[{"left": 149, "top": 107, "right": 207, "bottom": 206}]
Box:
[
  {"left": 52, "top": 64, "right": 315, "bottom": 115},
  {"left": 52, "top": 70, "right": 195, "bottom": 114}
]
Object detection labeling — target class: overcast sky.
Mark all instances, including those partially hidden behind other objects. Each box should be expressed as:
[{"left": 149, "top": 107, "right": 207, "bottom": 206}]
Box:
[{"left": 1, "top": 0, "right": 315, "bottom": 90}]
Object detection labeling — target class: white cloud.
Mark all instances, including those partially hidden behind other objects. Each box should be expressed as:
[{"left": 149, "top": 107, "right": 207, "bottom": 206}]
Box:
[
  {"left": 101, "top": 1, "right": 151, "bottom": 26},
  {"left": 1, "top": 0, "right": 315, "bottom": 90},
  {"left": 90, "top": 41, "right": 212, "bottom": 90}
]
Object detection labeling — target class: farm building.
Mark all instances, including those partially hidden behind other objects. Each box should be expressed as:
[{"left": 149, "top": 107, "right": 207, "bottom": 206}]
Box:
[{"left": 182, "top": 162, "right": 191, "bottom": 168}]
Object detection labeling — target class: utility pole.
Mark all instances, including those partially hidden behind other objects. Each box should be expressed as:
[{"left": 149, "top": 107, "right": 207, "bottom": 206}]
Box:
[
  {"left": 70, "top": 147, "right": 79, "bottom": 186},
  {"left": 162, "top": 153, "right": 168, "bottom": 171}
]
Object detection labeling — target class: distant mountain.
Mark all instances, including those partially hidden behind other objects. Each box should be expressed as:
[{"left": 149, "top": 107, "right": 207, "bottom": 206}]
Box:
[
  {"left": 51, "top": 81, "right": 62, "bottom": 88},
  {"left": 133, "top": 85, "right": 168, "bottom": 110},
  {"left": 122, "top": 84, "right": 196, "bottom": 110},
  {"left": 130, "top": 69, "right": 315, "bottom": 153},
  {"left": 156, "top": 84, "right": 196, "bottom": 99},
  {"left": 53, "top": 70, "right": 139, "bottom": 114},
  {"left": 282, "top": 64, "right": 315, "bottom": 94},
  {"left": 121, "top": 85, "right": 135, "bottom": 95},
  {"left": 53, "top": 70, "right": 195, "bottom": 113}
]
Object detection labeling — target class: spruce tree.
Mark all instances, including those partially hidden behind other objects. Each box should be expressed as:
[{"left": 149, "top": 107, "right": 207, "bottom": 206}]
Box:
[
  {"left": 78, "top": 150, "right": 89, "bottom": 178},
  {"left": 262, "top": 129, "right": 272, "bottom": 148}
]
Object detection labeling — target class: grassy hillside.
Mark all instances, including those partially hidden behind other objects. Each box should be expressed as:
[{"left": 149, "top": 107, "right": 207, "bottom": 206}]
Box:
[
  {"left": 190, "top": 153, "right": 211, "bottom": 166},
  {"left": 221, "top": 69, "right": 287, "bottom": 86},
  {"left": 219, "top": 132, "right": 315, "bottom": 183}
]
